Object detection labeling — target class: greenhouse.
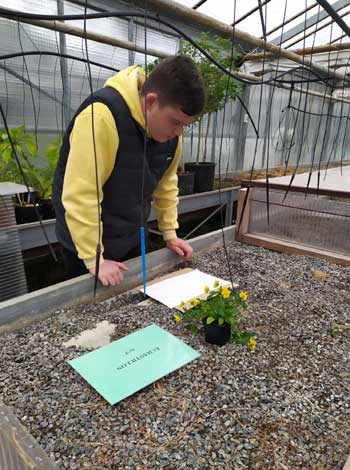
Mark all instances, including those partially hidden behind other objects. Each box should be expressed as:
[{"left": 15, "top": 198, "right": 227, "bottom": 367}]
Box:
[{"left": 0, "top": 1, "right": 350, "bottom": 469}]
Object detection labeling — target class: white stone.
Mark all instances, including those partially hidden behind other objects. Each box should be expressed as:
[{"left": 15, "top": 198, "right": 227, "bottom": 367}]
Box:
[{"left": 63, "top": 320, "right": 116, "bottom": 349}]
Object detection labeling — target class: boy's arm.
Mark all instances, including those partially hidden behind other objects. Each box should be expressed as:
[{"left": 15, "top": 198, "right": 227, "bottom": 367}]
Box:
[
  {"left": 62, "top": 102, "right": 118, "bottom": 268},
  {"left": 152, "top": 136, "right": 182, "bottom": 240}
]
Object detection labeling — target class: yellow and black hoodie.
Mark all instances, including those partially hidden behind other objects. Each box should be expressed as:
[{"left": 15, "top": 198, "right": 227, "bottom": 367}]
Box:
[{"left": 53, "top": 66, "right": 182, "bottom": 269}]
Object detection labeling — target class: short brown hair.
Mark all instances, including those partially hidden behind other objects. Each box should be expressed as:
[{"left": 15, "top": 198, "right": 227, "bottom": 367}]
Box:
[{"left": 141, "top": 55, "right": 206, "bottom": 117}]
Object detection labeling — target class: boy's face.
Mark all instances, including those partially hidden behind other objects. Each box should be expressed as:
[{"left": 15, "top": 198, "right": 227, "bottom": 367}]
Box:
[{"left": 143, "top": 93, "right": 195, "bottom": 143}]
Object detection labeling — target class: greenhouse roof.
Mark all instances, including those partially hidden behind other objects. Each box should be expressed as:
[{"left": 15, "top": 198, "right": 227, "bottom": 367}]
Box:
[{"left": 175, "top": 0, "right": 350, "bottom": 50}]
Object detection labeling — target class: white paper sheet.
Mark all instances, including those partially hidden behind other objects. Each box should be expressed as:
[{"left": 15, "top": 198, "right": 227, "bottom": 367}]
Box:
[{"left": 141, "top": 269, "right": 231, "bottom": 308}]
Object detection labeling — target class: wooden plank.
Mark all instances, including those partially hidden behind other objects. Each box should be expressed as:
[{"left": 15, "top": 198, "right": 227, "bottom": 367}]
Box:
[
  {"left": 343, "top": 454, "right": 350, "bottom": 470},
  {"left": 242, "top": 165, "right": 350, "bottom": 198},
  {"left": 0, "top": 403, "right": 58, "bottom": 470},
  {"left": 235, "top": 188, "right": 254, "bottom": 241},
  {"left": 241, "top": 233, "right": 350, "bottom": 266},
  {"left": 235, "top": 184, "right": 350, "bottom": 266}
]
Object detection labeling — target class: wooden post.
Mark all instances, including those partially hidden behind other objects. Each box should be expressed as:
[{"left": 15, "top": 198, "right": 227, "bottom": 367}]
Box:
[
  {"left": 235, "top": 188, "right": 253, "bottom": 241},
  {"left": 1, "top": 15, "right": 167, "bottom": 59},
  {"left": 244, "top": 41, "right": 350, "bottom": 61}
]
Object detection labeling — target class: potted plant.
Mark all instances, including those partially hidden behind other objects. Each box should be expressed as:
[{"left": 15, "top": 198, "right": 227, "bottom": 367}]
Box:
[
  {"left": 0, "top": 126, "right": 61, "bottom": 222},
  {"left": 175, "top": 280, "right": 255, "bottom": 348},
  {"left": 177, "top": 149, "right": 195, "bottom": 196},
  {"left": 181, "top": 33, "right": 242, "bottom": 193},
  {"left": 177, "top": 169, "right": 195, "bottom": 196},
  {"left": 0, "top": 125, "right": 42, "bottom": 223}
]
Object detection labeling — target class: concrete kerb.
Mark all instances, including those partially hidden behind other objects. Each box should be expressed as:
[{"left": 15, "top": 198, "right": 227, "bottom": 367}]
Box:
[{"left": 0, "top": 226, "right": 235, "bottom": 334}]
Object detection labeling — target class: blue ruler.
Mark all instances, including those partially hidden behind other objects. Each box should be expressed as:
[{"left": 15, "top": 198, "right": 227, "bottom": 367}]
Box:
[{"left": 140, "top": 226, "right": 147, "bottom": 297}]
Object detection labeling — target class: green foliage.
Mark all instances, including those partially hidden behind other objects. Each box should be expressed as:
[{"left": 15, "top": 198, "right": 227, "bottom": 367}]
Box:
[
  {"left": 232, "top": 330, "right": 255, "bottom": 344},
  {"left": 0, "top": 127, "right": 61, "bottom": 199},
  {"left": 178, "top": 284, "right": 255, "bottom": 348},
  {"left": 330, "top": 327, "right": 338, "bottom": 338},
  {"left": 147, "top": 33, "right": 242, "bottom": 116},
  {"left": 180, "top": 33, "right": 242, "bottom": 162},
  {"left": 45, "top": 135, "right": 62, "bottom": 169},
  {"left": 0, "top": 126, "right": 37, "bottom": 188},
  {"left": 179, "top": 33, "right": 242, "bottom": 117},
  {"left": 36, "top": 135, "right": 61, "bottom": 198}
]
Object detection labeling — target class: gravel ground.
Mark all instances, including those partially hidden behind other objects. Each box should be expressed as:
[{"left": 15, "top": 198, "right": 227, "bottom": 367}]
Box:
[{"left": 1, "top": 240, "right": 350, "bottom": 469}]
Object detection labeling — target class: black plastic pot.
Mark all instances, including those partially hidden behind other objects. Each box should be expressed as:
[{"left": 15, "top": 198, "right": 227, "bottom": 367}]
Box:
[
  {"left": 15, "top": 204, "right": 43, "bottom": 224},
  {"left": 177, "top": 171, "right": 195, "bottom": 196},
  {"left": 203, "top": 319, "right": 231, "bottom": 347},
  {"left": 184, "top": 162, "right": 216, "bottom": 193},
  {"left": 38, "top": 198, "right": 55, "bottom": 220}
]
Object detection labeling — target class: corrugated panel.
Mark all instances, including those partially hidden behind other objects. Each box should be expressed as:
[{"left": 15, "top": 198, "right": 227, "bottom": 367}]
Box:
[
  {"left": 0, "top": 195, "right": 28, "bottom": 302},
  {"left": 0, "top": 0, "right": 178, "bottom": 133}
]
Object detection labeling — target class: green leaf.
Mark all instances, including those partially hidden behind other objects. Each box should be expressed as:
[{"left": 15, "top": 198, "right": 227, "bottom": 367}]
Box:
[
  {"left": 188, "top": 324, "right": 198, "bottom": 335},
  {"left": 14, "top": 125, "right": 25, "bottom": 139},
  {"left": 206, "top": 316, "right": 215, "bottom": 325},
  {"left": 330, "top": 327, "right": 338, "bottom": 338},
  {"left": 1, "top": 147, "right": 12, "bottom": 164},
  {"left": 218, "top": 318, "right": 224, "bottom": 326},
  {"left": 25, "top": 140, "right": 37, "bottom": 158},
  {"left": 233, "top": 331, "right": 255, "bottom": 345},
  {"left": 45, "top": 146, "right": 56, "bottom": 158},
  {"left": 23, "top": 134, "right": 35, "bottom": 144},
  {"left": 45, "top": 137, "right": 61, "bottom": 168}
]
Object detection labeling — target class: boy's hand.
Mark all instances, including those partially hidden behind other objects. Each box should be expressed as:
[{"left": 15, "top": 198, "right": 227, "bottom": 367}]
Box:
[
  {"left": 89, "top": 259, "right": 128, "bottom": 286},
  {"left": 166, "top": 238, "right": 193, "bottom": 261}
]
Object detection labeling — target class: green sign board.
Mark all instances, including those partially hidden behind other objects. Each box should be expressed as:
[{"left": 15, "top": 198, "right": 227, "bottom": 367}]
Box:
[{"left": 69, "top": 324, "right": 200, "bottom": 405}]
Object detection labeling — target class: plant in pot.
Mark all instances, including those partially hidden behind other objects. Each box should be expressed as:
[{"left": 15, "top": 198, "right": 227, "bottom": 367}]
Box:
[
  {"left": 180, "top": 33, "right": 242, "bottom": 193},
  {"left": 176, "top": 149, "right": 195, "bottom": 196},
  {"left": 0, "top": 127, "right": 61, "bottom": 222},
  {"left": 175, "top": 280, "right": 255, "bottom": 348},
  {"left": 0, "top": 125, "right": 43, "bottom": 223}
]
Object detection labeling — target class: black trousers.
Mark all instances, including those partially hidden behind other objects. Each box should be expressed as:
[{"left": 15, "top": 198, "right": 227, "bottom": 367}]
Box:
[{"left": 61, "top": 245, "right": 141, "bottom": 280}]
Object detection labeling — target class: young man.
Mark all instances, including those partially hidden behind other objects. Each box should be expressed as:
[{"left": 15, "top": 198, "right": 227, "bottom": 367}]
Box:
[{"left": 53, "top": 55, "right": 206, "bottom": 287}]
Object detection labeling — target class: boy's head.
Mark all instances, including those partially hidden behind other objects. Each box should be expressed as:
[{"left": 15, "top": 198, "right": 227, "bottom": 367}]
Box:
[{"left": 141, "top": 55, "right": 206, "bottom": 142}]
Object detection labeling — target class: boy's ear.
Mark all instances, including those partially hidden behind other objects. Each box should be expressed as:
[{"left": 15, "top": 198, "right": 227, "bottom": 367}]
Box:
[{"left": 144, "top": 92, "right": 159, "bottom": 110}]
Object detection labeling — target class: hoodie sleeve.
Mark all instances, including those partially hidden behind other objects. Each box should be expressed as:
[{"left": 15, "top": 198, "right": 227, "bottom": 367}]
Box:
[
  {"left": 62, "top": 102, "right": 118, "bottom": 269},
  {"left": 152, "top": 136, "right": 182, "bottom": 241}
]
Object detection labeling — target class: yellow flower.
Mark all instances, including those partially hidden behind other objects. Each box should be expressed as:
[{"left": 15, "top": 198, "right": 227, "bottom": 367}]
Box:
[
  {"left": 204, "top": 285, "right": 209, "bottom": 294},
  {"left": 179, "top": 301, "right": 185, "bottom": 309},
  {"left": 221, "top": 287, "right": 231, "bottom": 299},
  {"left": 190, "top": 298, "right": 199, "bottom": 307},
  {"left": 174, "top": 313, "right": 182, "bottom": 323},
  {"left": 248, "top": 337, "right": 256, "bottom": 351},
  {"left": 239, "top": 290, "right": 248, "bottom": 301},
  {"left": 213, "top": 280, "right": 220, "bottom": 288}
]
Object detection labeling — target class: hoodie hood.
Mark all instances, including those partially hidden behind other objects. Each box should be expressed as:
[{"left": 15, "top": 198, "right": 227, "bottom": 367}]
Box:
[{"left": 104, "top": 66, "right": 146, "bottom": 129}]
